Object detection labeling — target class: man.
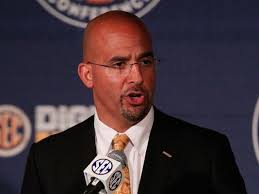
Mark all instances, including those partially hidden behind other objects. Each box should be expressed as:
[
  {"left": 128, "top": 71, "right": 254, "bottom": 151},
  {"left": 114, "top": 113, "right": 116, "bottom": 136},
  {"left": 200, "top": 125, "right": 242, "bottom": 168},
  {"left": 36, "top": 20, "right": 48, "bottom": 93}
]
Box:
[{"left": 21, "top": 11, "right": 247, "bottom": 194}]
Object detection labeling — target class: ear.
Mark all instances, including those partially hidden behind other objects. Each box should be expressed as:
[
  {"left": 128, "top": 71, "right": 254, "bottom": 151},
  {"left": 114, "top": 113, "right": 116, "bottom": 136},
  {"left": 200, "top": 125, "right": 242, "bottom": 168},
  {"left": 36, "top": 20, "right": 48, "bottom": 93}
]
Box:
[{"left": 78, "top": 62, "right": 93, "bottom": 88}]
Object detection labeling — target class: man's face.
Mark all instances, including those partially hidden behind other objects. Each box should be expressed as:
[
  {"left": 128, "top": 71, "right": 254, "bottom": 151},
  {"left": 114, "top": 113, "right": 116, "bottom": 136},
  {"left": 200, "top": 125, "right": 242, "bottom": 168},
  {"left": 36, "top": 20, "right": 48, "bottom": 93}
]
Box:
[{"left": 86, "top": 21, "right": 155, "bottom": 128}]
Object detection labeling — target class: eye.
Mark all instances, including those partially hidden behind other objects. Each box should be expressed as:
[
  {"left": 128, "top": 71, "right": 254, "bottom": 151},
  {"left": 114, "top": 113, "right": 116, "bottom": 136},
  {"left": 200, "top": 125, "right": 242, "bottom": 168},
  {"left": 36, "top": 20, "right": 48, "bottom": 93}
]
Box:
[
  {"left": 111, "top": 61, "right": 127, "bottom": 69},
  {"left": 139, "top": 57, "right": 154, "bottom": 66}
]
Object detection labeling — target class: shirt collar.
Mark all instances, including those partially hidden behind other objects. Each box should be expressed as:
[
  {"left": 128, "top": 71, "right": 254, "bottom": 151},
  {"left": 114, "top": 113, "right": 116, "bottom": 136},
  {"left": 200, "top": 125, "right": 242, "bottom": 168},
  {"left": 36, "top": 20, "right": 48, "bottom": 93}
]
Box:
[
  {"left": 94, "top": 113, "right": 117, "bottom": 155},
  {"left": 94, "top": 106, "right": 154, "bottom": 155},
  {"left": 125, "top": 107, "right": 154, "bottom": 155}
]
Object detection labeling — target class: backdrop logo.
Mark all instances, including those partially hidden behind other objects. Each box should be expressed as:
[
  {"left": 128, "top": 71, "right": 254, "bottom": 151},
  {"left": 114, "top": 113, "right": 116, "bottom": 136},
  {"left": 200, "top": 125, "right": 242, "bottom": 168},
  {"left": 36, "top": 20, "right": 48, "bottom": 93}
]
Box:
[
  {"left": 36, "top": 0, "right": 160, "bottom": 28},
  {"left": 35, "top": 105, "right": 95, "bottom": 142},
  {"left": 252, "top": 97, "right": 259, "bottom": 165},
  {"left": 0, "top": 105, "right": 32, "bottom": 157}
]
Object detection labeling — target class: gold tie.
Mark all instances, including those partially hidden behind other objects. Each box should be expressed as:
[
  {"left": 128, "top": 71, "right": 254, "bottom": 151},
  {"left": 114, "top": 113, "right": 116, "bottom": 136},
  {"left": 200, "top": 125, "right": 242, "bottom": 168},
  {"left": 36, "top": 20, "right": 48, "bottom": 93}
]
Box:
[{"left": 112, "top": 134, "right": 131, "bottom": 194}]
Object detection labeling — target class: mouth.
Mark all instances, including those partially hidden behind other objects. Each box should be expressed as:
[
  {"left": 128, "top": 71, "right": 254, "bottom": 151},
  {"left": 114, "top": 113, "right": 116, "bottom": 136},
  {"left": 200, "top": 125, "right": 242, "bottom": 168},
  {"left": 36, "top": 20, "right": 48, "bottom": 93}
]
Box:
[{"left": 125, "top": 91, "right": 145, "bottom": 105}]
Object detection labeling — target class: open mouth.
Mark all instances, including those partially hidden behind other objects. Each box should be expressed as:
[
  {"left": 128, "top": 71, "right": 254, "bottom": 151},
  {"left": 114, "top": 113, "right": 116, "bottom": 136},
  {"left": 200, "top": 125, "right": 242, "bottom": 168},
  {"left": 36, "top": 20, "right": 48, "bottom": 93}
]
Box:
[
  {"left": 128, "top": 92, "right": 142, "bottom": 98},
  {"left": 125, "top": 91, "right": 145, "bottom": 105}
]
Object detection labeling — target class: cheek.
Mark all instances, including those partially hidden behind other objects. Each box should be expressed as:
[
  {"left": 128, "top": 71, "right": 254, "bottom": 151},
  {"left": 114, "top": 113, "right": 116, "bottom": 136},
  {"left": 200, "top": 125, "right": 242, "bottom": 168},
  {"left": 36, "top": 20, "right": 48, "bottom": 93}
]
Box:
[
  {"left": 93, "top": 70, "right": 124, "bottom": 95},
  {"left": 96, "top": 68, "right": 121, "bottom": 83},
  {"left": 92, "top": 68, "right": 116, "bottom": 86},
  {"left": 144, "top": 71, "right": 156, "bottom": 89},
  {"left": 106, "top": 73, "right": 120, "bottom": 83}
]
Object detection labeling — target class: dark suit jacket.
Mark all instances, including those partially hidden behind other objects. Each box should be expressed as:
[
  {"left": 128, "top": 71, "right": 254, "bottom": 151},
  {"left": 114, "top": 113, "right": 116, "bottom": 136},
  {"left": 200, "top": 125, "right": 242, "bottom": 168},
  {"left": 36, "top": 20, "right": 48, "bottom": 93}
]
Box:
[{"left": 21, "top": 108, "right": 247, "bottom": 194}]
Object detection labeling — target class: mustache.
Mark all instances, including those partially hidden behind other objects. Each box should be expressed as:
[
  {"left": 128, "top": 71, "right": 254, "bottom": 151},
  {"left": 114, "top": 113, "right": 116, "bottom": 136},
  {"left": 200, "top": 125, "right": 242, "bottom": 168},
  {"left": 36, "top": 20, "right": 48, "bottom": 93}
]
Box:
[{"left": 122, "top": 86, "right": 146, "bottom": 96}]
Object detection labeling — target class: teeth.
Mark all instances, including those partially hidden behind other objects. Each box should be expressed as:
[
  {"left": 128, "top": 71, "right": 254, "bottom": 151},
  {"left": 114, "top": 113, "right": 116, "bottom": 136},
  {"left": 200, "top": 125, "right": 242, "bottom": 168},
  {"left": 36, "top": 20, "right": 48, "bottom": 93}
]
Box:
[{"left": 129, "top": 93, "right": 141, "bottom": 97}]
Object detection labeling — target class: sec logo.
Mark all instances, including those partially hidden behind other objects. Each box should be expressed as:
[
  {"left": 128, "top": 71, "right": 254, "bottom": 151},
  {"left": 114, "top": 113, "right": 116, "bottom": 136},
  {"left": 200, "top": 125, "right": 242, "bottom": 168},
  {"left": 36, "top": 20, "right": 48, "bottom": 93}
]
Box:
[
  {"left": 0, "top": 105, "right": 32, "bottom": 157},
  {"left": 92, "top": 159, "right": 113, "bottom": 175},
  {"left": 252, "top": 97, "right": 259, "bottom": 165},
  {"left": 109, "top": 171, "right": 122, "bottom": 191},
  {"left": 36, "top": 0, "right": 160, "bottom": 28}
]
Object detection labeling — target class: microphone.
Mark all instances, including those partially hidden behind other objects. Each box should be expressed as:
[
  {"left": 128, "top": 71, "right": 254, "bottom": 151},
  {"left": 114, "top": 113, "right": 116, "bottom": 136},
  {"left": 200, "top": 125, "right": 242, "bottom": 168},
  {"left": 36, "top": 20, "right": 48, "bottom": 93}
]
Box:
[{"left": 83, "top": 150, "right": 127, "bottom": 194}]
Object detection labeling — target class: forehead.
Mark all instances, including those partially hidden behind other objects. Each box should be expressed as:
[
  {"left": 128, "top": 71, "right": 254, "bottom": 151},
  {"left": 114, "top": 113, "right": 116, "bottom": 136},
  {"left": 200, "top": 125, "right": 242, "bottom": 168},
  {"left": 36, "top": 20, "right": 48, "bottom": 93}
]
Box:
[
  {"left": 103, "top": 30, "right": 150, "bottom": 48},
  {"left": 93, "top": 22, "right": 152, "bottom": 59}
]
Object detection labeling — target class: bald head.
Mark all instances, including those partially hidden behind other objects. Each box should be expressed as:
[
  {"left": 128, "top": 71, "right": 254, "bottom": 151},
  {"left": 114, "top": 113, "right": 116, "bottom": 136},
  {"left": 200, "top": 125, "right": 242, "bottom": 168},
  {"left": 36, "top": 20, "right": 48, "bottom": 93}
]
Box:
[
  {"left": 82, "top": 11, "right": 152, "bottom": 62},
  {"left": 78, "top": 11, "right": 155, "bottom": 131}
]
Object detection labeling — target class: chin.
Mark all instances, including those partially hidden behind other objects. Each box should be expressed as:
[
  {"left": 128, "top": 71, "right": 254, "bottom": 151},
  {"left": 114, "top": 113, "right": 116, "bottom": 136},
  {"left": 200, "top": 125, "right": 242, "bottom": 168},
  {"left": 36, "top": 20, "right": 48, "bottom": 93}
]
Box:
[{"left": 121, "top": 104, "right": 150, "bottom": 123}]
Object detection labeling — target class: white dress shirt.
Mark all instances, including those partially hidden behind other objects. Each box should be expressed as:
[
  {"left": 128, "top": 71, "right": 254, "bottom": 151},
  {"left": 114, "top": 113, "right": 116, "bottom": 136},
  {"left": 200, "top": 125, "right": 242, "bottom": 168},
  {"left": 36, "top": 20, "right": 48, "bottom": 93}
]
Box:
[{"left": 94, "top": 107, "right": 154, "bottom": 194}]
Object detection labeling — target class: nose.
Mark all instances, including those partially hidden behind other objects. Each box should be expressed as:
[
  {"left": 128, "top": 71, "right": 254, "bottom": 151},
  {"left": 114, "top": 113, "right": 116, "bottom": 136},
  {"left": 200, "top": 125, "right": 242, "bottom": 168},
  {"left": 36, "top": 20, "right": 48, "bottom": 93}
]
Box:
[{"left": 126, "top": 63, "right": 143, "bottom": 85}]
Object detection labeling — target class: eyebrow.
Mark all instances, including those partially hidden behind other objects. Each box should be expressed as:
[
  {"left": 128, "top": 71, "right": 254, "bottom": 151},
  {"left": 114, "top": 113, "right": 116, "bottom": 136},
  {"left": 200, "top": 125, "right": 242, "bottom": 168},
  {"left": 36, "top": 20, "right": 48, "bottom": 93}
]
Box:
[
  {"left": 108, "top": 51, "right": 154, "bottom": 63},
  {"left": 109, "top": 56, "right": 129, "bottom": 63},
  {"left": 138, "top": 51, "right": 154, "bottom": 59}
]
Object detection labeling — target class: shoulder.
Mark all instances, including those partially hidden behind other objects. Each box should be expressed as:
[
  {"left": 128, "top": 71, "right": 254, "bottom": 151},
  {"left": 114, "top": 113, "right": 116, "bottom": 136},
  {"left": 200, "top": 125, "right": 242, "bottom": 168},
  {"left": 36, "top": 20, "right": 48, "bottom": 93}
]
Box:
[
  {"left": 153, "top": 108, "right": 229, "bottom": 149},
  {"left": 22, "top": 116, "right": 96, "bottom": 193},
  {"left": 152, "top": 108, "right": 236, "bottom": 169}
]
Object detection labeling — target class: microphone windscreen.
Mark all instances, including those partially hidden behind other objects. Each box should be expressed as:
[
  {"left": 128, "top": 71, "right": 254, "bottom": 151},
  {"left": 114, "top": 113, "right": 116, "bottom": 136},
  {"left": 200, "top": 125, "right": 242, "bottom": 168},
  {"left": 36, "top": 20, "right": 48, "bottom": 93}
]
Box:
[{"left": 108, "top": 150, "right": 127, "bottom": 168}]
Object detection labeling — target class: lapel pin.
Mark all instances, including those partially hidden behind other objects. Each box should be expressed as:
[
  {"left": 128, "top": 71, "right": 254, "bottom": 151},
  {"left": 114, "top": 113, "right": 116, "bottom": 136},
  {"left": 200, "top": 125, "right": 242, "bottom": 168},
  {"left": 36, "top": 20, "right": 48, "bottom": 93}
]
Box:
[{"left": 162, "top": 151, "right": 173, "bottom": 158}]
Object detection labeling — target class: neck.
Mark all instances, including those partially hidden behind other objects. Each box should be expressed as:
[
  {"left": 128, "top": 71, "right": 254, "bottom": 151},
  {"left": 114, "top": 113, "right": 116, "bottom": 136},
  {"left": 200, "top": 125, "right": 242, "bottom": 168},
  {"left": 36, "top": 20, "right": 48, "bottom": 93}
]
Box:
[{"left": 96, "top": 111, "right": 140, "bottom": 133}]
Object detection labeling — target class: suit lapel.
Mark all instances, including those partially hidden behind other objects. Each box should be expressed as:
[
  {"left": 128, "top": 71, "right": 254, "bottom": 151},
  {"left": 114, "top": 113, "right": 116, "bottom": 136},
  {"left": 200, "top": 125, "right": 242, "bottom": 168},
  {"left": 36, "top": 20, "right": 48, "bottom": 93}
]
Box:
[
  {"left": 138, "top": 109, "right": 178, "bottom": 194},
  {"left": 80, "top": 116, "right": 97, "bottom": 165},
  {"left": 71, "top": 116, "right": 97, "bottom": 192}
]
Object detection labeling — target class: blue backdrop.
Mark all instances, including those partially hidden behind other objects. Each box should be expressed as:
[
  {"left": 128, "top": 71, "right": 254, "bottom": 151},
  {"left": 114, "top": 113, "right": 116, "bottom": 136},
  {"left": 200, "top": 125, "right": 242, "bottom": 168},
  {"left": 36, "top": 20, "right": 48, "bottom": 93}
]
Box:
[{"left": 0, "top": 1, "right": 258, "bottom": 194}]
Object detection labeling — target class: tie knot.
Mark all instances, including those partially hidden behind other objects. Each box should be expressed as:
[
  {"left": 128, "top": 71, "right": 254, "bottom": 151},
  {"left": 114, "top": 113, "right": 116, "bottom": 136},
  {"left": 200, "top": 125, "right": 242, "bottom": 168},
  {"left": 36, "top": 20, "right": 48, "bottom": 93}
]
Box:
[{"left": 112, "top": 134, "right": 130, "bottom": 151}]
